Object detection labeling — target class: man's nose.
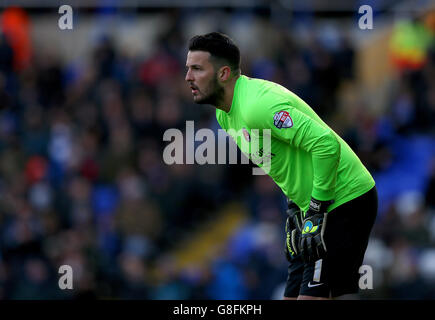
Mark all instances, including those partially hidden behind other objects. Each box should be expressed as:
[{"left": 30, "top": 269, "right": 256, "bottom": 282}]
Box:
[{"left": 185, "top": 69, "right": 193, "bottom": 82}]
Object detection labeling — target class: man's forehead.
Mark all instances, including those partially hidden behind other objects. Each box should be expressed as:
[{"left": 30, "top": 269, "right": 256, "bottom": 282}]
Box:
[{"left": 186, "top": 50, "right": 211, "bottom": 65}]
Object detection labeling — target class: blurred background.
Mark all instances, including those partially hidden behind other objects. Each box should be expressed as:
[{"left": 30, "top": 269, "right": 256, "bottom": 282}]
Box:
[{"left": 0, "top": 0, "right": 434, "bottom": 299}]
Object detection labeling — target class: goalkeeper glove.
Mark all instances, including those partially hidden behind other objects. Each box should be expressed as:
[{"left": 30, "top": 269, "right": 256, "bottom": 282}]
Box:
[
  {"left": 300, "top": 198, "right": 333, "bottom": 263},
  {"left": 285, "top": 199, "right": 303, "bottom": 261}
]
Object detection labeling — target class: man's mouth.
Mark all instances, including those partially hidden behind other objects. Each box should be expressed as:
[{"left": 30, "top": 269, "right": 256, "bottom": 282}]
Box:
[{"left": 190, "top": 86, "right": 199, "bottom": 95}]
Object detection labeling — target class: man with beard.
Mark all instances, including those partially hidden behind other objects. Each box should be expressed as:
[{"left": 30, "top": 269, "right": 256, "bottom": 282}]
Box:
[{"left": 184, "top": 32, "right": 378, "bottom": 300}]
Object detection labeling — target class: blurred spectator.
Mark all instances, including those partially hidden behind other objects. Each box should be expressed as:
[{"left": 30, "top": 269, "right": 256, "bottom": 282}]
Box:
[{"left": 0, "top": 7, "right": 32, "bottom": 71}]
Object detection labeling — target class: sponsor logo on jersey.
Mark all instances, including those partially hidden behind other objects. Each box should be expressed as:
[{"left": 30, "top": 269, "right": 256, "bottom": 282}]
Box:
[
  {"left": 242, "top": 127, "right": 251, "bottom": 142},
  {"left": 273, "top": 111, "right": 293, "bottom": 129},
  {"left": 248, "top": 148, "right": 275, "bottom": 164}
]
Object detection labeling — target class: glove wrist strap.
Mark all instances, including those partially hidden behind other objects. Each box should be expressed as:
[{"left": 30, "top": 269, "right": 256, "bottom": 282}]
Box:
[{"left": 309, "top": 198, "right": 333, "bottom": 213}]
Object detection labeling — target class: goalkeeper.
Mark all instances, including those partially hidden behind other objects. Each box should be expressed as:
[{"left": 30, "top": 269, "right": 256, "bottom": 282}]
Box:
[{"left": 185, "top": 32, "right": 378, "bottom": 300}]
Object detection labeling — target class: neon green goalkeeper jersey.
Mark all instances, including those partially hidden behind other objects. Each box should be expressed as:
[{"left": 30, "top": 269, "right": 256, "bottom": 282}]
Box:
[{"left": 216, "top": 75, "right": 375, "bottom": 212}]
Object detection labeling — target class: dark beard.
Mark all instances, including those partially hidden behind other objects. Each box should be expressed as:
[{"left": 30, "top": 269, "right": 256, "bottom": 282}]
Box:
[{"left": 195, "top": 76, "right": 224, "bottom": 106}]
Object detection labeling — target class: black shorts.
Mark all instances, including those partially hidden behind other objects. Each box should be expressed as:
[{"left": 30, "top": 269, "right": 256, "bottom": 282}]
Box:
[{"left": 284, "top": 186, "right": 378, "bottom": 298}]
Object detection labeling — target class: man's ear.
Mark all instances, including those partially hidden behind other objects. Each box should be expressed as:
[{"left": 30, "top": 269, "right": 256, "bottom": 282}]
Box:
[{"left": 218, "top": 65, "right": 232, "bottom": 82}]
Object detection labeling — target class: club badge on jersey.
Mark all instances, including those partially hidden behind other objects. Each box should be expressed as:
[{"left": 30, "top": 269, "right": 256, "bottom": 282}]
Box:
[{"left": 273, "top": 111, "right": 293, "bottom": 129}]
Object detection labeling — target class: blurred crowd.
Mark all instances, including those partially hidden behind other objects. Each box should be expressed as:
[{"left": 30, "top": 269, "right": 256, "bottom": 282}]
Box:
[{"left": 0, "top": 6, "right": 434, "bottom": 299}]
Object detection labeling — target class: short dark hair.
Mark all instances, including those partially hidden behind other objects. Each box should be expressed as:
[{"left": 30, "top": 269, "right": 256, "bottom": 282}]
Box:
[{"left": 188, "top": 32, "right": 240, "bottom": 75}]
